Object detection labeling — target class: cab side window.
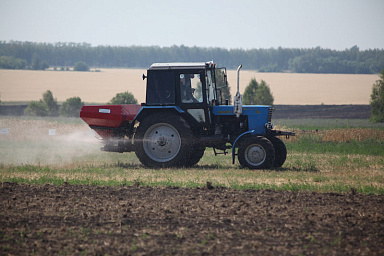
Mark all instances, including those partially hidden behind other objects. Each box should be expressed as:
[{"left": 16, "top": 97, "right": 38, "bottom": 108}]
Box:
[{"left": 146, "top": 71, "right": 175, "bottom": 105}]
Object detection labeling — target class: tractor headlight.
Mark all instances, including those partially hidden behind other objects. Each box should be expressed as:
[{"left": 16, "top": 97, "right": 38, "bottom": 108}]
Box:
[{"left": 265, "top": 122, "right": 274, "bottom": 130}]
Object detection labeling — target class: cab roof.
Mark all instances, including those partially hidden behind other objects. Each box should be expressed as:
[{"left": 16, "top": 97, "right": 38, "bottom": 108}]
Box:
[{"left": 149, "top": 61, "right": 214, "bottom": 70}]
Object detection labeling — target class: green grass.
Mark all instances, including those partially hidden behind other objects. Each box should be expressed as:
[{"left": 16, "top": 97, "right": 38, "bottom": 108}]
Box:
[
  {"left": 1, "top": 147, "right": 383, "bottom": 194},
  {"left": 286, "top": 135, "right": 384, "bottom": 155}
]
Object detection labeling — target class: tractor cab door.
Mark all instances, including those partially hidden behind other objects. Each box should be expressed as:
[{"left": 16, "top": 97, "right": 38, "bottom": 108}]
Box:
[{"left": 177, "top": 70, "right": 211, "bottom": 128}]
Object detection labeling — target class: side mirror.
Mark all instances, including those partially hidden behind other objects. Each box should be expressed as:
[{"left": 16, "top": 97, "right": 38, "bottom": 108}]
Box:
[{"left": 142, "top": 74, "right": 147, "bottom": 80}]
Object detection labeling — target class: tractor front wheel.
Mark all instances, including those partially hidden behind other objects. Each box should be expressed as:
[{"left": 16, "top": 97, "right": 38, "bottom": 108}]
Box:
[
  {"left": 238, "top": 136, "right": 275, "bottom": 169},
  {"left": 185, "top": 145, "right": 205, "bottom": 167}
]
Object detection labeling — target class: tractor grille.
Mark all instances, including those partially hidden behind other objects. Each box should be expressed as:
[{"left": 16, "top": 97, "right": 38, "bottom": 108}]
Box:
[{"left": 268, "top": 107, "right": 274, "bottom": 122}]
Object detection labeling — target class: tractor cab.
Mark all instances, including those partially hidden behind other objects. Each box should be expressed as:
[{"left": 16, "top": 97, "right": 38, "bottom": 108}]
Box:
[{"left": 144, "top": 62, "right": 226, "bottom": 130}]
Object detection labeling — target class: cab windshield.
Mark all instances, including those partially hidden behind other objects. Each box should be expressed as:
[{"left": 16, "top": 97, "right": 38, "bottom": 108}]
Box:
[
  {"left": 206, "top": 67, "right": 228, "bottom": 105},
  {"left": 215, "top": 67, "right": 228, "bottom": 104},
  {"left": 206, "top": 70, "right": 216, "bottom": 105}
]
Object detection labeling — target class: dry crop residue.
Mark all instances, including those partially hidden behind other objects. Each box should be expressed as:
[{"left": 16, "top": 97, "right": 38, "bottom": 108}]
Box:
[
  {"left": 1, "top": 182, "right": 383, "bottom": 255},
  {"left": 0, "top": 69, "right": 377, "bottom": 104}
]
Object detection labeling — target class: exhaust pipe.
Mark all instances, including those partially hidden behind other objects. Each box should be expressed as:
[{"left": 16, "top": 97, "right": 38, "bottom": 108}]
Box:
[{"left": 233, "top": 65, "right": 243, "bottom": 118}]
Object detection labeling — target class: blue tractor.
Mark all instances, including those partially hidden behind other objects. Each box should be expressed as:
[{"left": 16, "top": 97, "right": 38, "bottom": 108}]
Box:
[{"left": 80, "top": 61, "right": 295, "bottom": 169}]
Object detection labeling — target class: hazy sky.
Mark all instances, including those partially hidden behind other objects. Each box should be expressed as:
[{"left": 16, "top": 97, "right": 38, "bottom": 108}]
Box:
[{"left": 0, "top": 0, "right": 383, "bottom": 50}]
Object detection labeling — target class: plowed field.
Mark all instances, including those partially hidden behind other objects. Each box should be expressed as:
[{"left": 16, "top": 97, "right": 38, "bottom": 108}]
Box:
[{"left": 1, "top": 182, "right": 383, "bottom": 255}]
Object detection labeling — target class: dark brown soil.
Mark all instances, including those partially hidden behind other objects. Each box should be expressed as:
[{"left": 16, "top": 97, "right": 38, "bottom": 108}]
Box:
[{"left": 1, "top": 182, "right": 383, "bottom": 255}]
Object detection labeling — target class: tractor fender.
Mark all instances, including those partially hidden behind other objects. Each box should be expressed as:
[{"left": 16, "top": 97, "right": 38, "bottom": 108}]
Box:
[
  {"left": 125, "top": 106, "right": 185, "bottom": 137},
  {"left": 133, "top": 106, "right": 185, "bottom": 123},
  {"left": 231, "top": 130, "right": 259, "bottom": 164}
]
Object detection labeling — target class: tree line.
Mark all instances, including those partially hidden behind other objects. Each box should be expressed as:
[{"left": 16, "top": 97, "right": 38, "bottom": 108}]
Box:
[
  {"left": 0, "top": 41, "right": 383, "bottom": 74},
  {"left": 23, "top": 90, "right": 138, "bottom": 117}
]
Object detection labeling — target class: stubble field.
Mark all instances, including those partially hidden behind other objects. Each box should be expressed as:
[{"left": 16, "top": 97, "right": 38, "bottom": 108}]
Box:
[{"left": 0, "top": 69, "right": 378, "bottom": 105}]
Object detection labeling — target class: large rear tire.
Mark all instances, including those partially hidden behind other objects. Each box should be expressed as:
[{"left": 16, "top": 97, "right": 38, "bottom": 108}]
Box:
[
  {"left": 185, "top": 145, "right": 205, "bottom": 167},
  {"left": 134, "top": 113, "right": 194, "bottom": 168},
  {"left": 238, "top": 136, "right": 275, "bottom": 169}
]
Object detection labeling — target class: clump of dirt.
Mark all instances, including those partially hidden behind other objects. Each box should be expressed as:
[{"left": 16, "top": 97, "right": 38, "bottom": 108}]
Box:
[{"left": 1, "top": 182, "right": 383, "bottom": 255}]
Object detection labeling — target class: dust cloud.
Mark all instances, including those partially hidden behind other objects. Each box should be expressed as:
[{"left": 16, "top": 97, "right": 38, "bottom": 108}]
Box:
[{"left": 0, "top": 118, "right": 102, "bottom": 166}]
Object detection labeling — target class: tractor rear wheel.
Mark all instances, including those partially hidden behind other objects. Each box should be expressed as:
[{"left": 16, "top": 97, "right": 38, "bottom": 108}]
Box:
[
  {"left": 185, "top": 145, "right": 205, "bottom": 167},
  {"left": 238, "top": 136, "right": 275, "bottom": 169},
  {"left": 268, "top": 136, "right": 287, "bottom": 168},
  {"left": 134, "top": 113, "right": 194, "bottom": 168}
]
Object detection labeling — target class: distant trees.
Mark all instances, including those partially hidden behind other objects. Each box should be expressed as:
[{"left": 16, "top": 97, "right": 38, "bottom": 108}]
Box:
[
  {"left": 24, "top": 101, "right": 48, "bottom": 116},
  {"left": 0, "top": 53, "right": 47, "bottom": 70},
  {"left": 25, "top": 90, "right": 59, "bottom": 116},
  {"left": 243, "top": 78, "right": 274, "bottom": 105},
  {"left": 370, "top": 69, "right": 384, "bottom": 122},
  {"left": 42, "top": 90, "right": 59, "bottom": 116},
  {"left": 74, "top": 61, "right": 89, "bottom": 71},
  {"left": 108, "top": 91, "right": 138, "bottom": 105},
  {"left": 0, "top": 56, "right": 27, "bottom": 69},
  {"left": 60, "top": 97, "right": 84, "bottom": 117},
  {"left": 1, "top": 41, "right": 383, "bottom": 74},
  {"left": 24, "top": 90, "right": 86, "bottom": 117},
  {"left": 31, "top": 53, "right": 49, "bottom": 70},
  {"left": 23, "top": 90, "right": 140, "bottom": 117}
]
